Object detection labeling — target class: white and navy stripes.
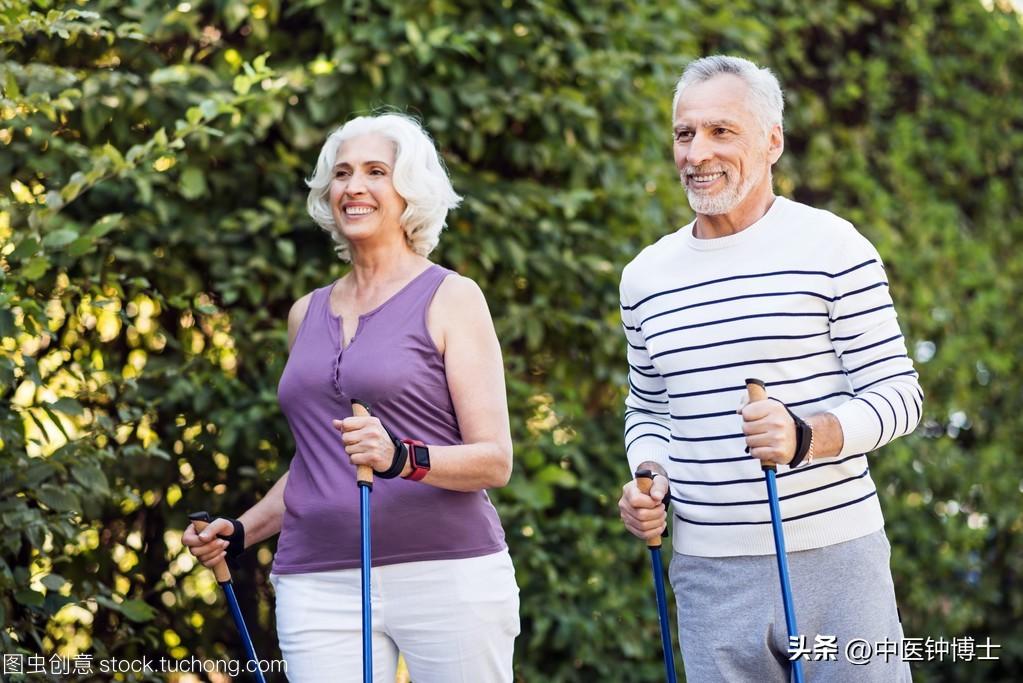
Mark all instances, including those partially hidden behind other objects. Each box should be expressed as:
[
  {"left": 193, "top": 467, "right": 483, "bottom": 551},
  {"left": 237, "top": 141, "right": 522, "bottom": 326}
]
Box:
[{"left": 621, "top": 197, "right": 922, "bottom": 557}]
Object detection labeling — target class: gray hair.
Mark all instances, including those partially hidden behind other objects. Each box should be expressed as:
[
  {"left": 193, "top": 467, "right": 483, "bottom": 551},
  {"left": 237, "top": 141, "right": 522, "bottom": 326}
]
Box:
[
  {"left": 672, "top": 56, "right": 785, "bottom": 134},
  {"left": 306, "top": 113, "right": 461, "bottom": 262}
]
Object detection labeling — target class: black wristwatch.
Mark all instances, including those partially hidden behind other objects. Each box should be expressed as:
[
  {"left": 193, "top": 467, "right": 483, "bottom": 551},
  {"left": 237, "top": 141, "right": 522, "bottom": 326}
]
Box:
[{"left": 401, "top": 439, "right": 431, "bottom": 481}]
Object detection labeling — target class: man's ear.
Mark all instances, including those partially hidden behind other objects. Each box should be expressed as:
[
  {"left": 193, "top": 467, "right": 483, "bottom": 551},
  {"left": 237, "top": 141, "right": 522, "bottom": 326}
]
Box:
[{"left": 768, "top": 124, "right": 784, "bottom": 164}]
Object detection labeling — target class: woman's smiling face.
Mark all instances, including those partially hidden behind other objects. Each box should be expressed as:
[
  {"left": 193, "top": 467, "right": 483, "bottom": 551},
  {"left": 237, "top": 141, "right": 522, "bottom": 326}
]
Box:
[{"left": 329, "top": 133, "right": 407, "bottom": 246}]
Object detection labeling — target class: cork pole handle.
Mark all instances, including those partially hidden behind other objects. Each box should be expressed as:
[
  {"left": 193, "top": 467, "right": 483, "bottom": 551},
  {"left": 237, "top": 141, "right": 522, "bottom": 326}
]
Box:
[
  {"left": 745, "top": 378, "right": 774, "bottom": 472},
  {"left": 189, "top": 512, "right": 231, "bottom": 583},
  {"left": 634, "top": 469, "right": 663, "bottom": 548},
  {"left": 351, "top": 399, "right": 373, "bottom": 486}
]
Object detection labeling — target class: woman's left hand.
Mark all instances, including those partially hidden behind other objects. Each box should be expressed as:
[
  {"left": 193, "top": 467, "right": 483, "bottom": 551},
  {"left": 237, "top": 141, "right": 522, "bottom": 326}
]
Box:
[{"left": 332, "top": 416, "right": 396, "bottom": 472}]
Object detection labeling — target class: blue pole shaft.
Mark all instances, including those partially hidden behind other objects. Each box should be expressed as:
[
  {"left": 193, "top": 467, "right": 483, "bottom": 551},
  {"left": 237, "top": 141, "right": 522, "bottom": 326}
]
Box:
[
  {"left": 764, "top": 469, "right": 805, "bottom": 683},
  {"left": 360, "top": 482, "right": 372, "bottom": 683},
  {"left": 648, "top": 546, "right": 677, "bottom": 682},
  {"left": 221, "top": 582, "right": 268, "bottom": 683}
]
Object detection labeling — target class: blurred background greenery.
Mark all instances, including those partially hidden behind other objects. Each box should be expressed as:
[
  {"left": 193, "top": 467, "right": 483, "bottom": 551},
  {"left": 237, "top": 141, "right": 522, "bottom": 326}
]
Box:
[{"left": 2, "top": 0, "right": 1021, "bottom": 681}]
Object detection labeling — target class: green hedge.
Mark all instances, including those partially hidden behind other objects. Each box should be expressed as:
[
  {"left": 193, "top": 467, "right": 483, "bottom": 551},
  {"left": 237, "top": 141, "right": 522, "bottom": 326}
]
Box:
[{"left": 2, "top": 1, "right": 1021, "bottom": 681}]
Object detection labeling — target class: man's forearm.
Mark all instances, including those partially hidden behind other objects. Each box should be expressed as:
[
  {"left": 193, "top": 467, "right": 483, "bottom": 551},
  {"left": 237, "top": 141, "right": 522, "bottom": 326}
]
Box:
[{"left": 807, "top": 412, "right": 844, "bottom": 459}]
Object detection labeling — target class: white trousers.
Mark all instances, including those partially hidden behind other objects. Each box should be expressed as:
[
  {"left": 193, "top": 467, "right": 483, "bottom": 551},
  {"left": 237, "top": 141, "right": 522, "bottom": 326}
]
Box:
[{"left": 270, "top": 550, "right": 520, "bottom": 683}]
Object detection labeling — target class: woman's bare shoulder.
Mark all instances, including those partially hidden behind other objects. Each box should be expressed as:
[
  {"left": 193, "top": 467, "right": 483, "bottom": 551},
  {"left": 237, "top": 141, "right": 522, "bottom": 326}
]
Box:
[{"left": 287, "top": 290, "right": 317, "bottom": 351}]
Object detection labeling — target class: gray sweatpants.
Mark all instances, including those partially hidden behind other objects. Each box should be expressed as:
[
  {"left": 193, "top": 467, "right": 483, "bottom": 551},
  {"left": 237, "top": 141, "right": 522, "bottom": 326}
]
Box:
[{"left": 669, "top": 530, "right": 911, "bottom": 682}]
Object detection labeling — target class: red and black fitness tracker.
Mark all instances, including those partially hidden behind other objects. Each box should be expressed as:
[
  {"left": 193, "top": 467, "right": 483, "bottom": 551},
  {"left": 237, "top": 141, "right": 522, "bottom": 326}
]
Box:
[{"left": 400, "top": 439, "right": 430, "bottom": 481}]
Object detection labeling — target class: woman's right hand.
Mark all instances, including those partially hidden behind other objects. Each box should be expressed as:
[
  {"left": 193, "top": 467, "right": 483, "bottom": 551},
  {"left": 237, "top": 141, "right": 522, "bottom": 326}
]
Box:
[
  {"left": 333, "top": 415, "right": 398, "bottom": 473},
  {"left": 182, "top": 518, "right": 234, "bottom": 568}
]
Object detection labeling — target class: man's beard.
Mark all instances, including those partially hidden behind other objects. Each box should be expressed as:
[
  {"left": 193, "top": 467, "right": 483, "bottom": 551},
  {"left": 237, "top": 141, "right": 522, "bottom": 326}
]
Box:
[{"left": 682, "top": 160, "right": 768, "bottom": 215}]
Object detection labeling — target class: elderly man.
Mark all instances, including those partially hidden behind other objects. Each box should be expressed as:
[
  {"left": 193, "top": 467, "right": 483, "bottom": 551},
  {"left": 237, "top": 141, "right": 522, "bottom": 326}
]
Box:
[{"left": 618, "top": 55, "right": 920, "bottom": 682}]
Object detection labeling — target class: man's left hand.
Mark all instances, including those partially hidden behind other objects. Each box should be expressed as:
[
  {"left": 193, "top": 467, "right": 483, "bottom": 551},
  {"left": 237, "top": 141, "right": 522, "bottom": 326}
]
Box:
[{"left": 739, "top": 397, "right": 797, "bottom": 466}]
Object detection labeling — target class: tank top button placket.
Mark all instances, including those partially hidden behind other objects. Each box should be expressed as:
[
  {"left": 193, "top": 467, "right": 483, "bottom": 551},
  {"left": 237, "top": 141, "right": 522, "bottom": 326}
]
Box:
[{"left": 333, "top": 319, "right": 345, "bottom": 399}]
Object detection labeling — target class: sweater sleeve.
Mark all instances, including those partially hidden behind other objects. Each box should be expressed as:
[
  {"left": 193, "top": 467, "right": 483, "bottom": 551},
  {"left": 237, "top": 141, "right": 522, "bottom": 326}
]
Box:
[
  {"left": 825, "top": 232, "right": 923, "bottom": 456},
  {"left": 620, "top": 284, "right": 672, "bottom": 474}
]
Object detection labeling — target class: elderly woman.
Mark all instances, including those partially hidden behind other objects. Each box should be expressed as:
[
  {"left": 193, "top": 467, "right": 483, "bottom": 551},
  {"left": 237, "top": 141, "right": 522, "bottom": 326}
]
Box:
[{"left": 183, "top": 113, "right": 520, "bottom": 682}]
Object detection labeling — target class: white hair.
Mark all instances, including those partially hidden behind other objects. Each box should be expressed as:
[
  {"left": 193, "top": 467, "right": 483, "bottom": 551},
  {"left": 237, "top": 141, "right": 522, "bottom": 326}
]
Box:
[
  {"left": 306, "top": 113, "right": 461, "bottom": 262},
  {"left": 672, "top": 56, "right": 785, "bottom": 134}
]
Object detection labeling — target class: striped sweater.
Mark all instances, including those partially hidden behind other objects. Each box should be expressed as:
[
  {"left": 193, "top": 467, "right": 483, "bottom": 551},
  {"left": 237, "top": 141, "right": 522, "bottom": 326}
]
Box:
[{"left": 621, "top": 196, "right": 922, "bottom": 557}]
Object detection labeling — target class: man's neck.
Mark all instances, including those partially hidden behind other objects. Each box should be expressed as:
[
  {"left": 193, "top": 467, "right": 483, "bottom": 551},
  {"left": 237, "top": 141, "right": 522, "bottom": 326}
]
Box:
[{"left": 693, "top": 188, "right": 778, "bottom": 240}]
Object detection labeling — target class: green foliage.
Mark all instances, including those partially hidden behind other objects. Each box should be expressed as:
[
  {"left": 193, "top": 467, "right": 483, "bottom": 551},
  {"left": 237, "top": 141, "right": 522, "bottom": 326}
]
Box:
[{"left": 2, "top": 1, "right": 1021, "bottom": 681}]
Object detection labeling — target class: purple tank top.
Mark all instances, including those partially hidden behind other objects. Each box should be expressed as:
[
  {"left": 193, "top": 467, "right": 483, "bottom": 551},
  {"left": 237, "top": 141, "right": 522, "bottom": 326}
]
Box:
[{"left": 272, "top": 264, "right": 507, "bottom": 574}]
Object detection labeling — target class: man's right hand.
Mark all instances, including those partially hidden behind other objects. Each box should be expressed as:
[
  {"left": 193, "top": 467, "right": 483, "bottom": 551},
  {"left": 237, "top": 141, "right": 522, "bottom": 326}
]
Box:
[
  {"left": 182, "top": 517, "right": 236, "bottom": 569},
  {"left": 618, "top": 471, "right": 670, "bottom": 542}
]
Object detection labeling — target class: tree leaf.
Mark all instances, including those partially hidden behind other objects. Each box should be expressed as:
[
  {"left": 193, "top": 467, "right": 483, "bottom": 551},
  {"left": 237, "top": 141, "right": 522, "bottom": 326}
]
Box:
[
  {"left": 67, "top": 235, "right": 95, "bottom": 256},
  {"left": 40, "top": 404, "right": 71, "bottom": 441},
  {"left": 20, "top": 256, "right": 51, "bottom": 280},
  {"left": 71, "top": 464, "right": 109, "bottom": 495},
  {"left": 42, "top": 229, "right": 79, "bottom": 249},
  {"left": 14, "top": 589, "right": 44, "bottom": 607},
  {"left": 36, "top": 485, "right": 80, "bottom": 512},
  {"left": 119, "top": 599, "right": 156, "bottom": 623},
  {"left": 179, "top": 166, "right": 208, "bottom": 199},
  {"left": 0, "top": 310, "right": 14, "bottom": 339},
  {"left": 50, "top": 397, "right": 85, "bottom": 416},
  {"left": 8, "top": 237, "right": 40, "bottom": 260},
  {"left": 40, "top": 573, "right": 67, "bottom": 591}
]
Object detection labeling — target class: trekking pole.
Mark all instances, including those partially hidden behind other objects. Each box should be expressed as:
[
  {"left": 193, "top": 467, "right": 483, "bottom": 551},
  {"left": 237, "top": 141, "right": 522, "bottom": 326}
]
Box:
[
  {"left": 635, "top": 469, "right": 678, "bottom": 682},
  {"left": 745, "top": 378, "right": 805, "bottom": 683},
  {"left": 188, "top": 512, "right": 267, "bottom": 683},
  {"left": 351, "top": 399, "right": 374, "bottom": 683}
]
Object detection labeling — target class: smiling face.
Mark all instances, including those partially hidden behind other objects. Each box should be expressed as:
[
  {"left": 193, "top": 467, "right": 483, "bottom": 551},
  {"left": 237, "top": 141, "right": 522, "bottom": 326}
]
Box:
[
  {"left": 673, "top": 74, "right": 782, "bottom": 220},
  {"left": 328, "top": 133, "right": 407, "bottom": 247}
]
